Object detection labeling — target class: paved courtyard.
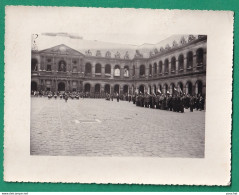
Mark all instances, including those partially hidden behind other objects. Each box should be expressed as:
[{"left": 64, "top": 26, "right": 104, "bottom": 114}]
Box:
[{"left": 30, "top": 97, "right": 205, "bottom": 158}]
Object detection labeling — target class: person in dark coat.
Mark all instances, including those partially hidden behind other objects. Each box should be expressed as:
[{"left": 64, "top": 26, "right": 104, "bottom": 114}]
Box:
[{"left": 190, "top": 96, "right": 194, "bottom": 112}]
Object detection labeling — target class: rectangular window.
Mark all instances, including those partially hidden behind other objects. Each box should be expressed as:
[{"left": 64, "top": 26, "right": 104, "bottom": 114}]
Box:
[{"left": 47, "top": 64, "right": 51, "bottom": 71}]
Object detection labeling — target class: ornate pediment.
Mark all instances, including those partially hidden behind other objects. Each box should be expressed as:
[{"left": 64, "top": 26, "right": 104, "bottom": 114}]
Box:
[{"left": 40, "top": 44, "right": 84, "bottom": 56}]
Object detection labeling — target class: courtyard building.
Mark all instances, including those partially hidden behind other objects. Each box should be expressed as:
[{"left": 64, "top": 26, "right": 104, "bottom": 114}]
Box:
[{"left": 31, "top": 35, "right": 206, "bottom": 97}]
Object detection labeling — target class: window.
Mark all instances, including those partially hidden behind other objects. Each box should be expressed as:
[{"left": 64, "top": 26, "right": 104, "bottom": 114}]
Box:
[
  {"left": 114, "top": 65, "right": 120, "bottom": 76},
  {"left": 171, "top": 57, "right": 176, "bottom": 72},
  {"left": 187, "top": 51, "right": 193, "bottom": 69},
  {"left": 178, "top": 54, "right": 184, "bottom": 71},
  {"left": 164, "top": 59, "right": 169, "bottom": 73},
  {"left": 139, "top": 65, "right": 145, "bottom": 76},
  {"left": 47, "top": 64, "right": 51, "bottom": 71}
]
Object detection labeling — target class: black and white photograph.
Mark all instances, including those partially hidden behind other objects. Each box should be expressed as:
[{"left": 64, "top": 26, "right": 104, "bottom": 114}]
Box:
[
  {"left": 30, "top": 33, "right": 206, "bottom": 158},
  {"left": 4, "top": 7, "right": 232, "bottom": 185}
]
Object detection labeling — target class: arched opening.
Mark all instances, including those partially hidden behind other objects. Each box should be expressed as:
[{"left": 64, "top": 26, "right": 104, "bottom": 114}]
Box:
[
  {"left": 31, "top": 58, "right": 38, "bottom": 71},
  {"left": 95, "top": 84, "right": 101, "bottom": 93},
  {"left": 85, "top": 63, "right": 92, "bottom": 75},
  {"left": 159, "top": 61, "right": 163, "bottom": 74},
  {"left": 114, "top": 65, "right": 120, "bottom": 76},
  {"left": 178, "top": 82, "right": 183, "bottom": 93},
  {"left": 196, "top": 48, "right": 204, "bottom": 66},
  {"left": 105, "top": 64, "right": 111, "bottom": 74},
  {"left": 123, "top": 85, "right": 129, "bottom": 94},
  {"left": 178, "top": 54, "right": 184, "bottom": 71},
  {"left": 104, "top": 84, "right": 110, "bottom": 94},
  {"left": 186, "top": 82, "right": 193, "bottom": 95},
  {"left": 153, "top": 85, "right": 156, "bottom": 94},
  {"left": 164, "top": 59, "right": 169, "bottom": 73},
  {"left": 114, "top": 84, "right": 120, "bottom": 94},
  {"left": 31, "top": 81, "right": 37, "bottom": 91},
  {"left": 153, "top": 63, "right": 157, "bottom": 76},
  {"left": 124, "top": 66, "right": 129, "bottom": 77},
  {"left": 148, "top": 86, "right": 152, "bottom": 94},
  {"left": 149, "top": 64, "right": 152, "bottom": 76},
  {"left": 187, "top": 51, "right": 193, "bottom": 69},
  {"left": 58, "top": 60, "right": 67, "bottom": 72},
  {"left": 158, "top": 84, "right": 162, "bottom": 94},
  {"left": 84, "top": 83, "right": 91, "bottom": 93},
  {"left": 139, "top": 85, "right": 145, "bottom": 94},
  {"left": 95, "top": 63, "right": 101, "bottom": 74},
  {"left": 132, "top": 65, "right": 135, "bottom": 76},
  {"left": 58, "top": 82, "right": 65, "bottom": 91},
  {"left": 170, "top": 83, "right": 175, "bottom": 95},
  {"left": 139, "top": 65, "right": 145, "bottom": 76},
  {"left": 171, "top": 57, "right": 176, "bottom": 72},
  {"left": 196, "top": 80, "right": 203, "bottom": 95},
  {"left": 164, "top": 84, "right": 168, "bottom": 94}
]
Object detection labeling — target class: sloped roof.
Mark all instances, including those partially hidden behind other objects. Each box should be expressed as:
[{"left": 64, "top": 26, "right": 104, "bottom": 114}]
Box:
[{"left": 33, "top": 33, "right": 193, "bottom": 59}]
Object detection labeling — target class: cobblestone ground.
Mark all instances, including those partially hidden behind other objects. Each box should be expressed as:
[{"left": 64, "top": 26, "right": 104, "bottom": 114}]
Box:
[{"left": 30, "top": 97, "right": 205, "bottom": 158}]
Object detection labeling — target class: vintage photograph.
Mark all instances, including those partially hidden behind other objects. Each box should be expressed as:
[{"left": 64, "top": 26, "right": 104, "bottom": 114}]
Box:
[
  {"left": 30, "top": 33, "right": 206, "bottom": 158},
  {"left": 5, "top": 6, "right": 232, "bottom": 184}
]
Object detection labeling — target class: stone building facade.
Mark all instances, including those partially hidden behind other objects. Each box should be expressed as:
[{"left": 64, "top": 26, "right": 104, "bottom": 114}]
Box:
[{"left": 31, "top": 35, "right": 207, "bottom": 96}]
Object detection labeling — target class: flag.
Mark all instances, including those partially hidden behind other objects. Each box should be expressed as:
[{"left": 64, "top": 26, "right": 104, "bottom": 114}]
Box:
[
  {"left": 167, "top": 90, "right": 170, "bottom": 94},
  {"left": 174, "top": 87, "right": 177, "bottom": 91},
  {"left": 157, "top": 89, "right": 161, "bottom": 93}
]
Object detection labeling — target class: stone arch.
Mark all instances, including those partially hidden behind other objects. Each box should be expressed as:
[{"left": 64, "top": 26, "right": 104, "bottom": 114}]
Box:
[
  {"left": 195, "top": 80, "right": 203, "bottom": 96},
  {"left": 177, "top": 82, "right": 184, "bottom": 93},
  {"left": 164, "top": 59, "right": 169, "bottom": 73},
  {"left": 152, "top": 84, "right": 157, "bottom": 94},
  {"left": 105, "top": 64, "right": 111, "bottom": 74},
  {"left": 153, "top": 62, "right": 157, "bottom": 75},
  {"left": 158, "top": 84, "right": 162, "bottom": 93},
  {"left": 149, "top": 64, "right": 152, "bottom": 76},
  {"left": 170, "top": 83, "right": 176, "bottom": 95},
  {"left": 196, "top": 48, "right": 204, "bottom": 65},
  {"left": 123, "top": 85, "right": 129, "bottom": 94},
  {"left": 31, "top": 58, "right": 38, "bottom": 71},
  {"left": 171, "top": 57, "right": 176, "bottom": 73},
  {"left": 58, "top": 82, "right": 66, "bottom": 91},
  {"left": 124, "top": 65, "right": 129, "bottom": 77},
  {"left": 132, "top": 65, "right": 136, "bottom": 76},
  {"left": 104, "top": 84, "right": 111, "bottom": 94},
  {"left": 139, "top": 84, "right": 145, "bottom": 94},
  {"left": 159, "top": 61, "right": 163, "bottom": 74},
  {"left": 139, "top": 64, "right": 145, "bottom": 76},
  {"left": 95, "top": 63, "right": 101, "bottom": 74},
  {"left": 178, "top": 54, "right": 184, "bottom": 71},
  {"left": 114, "top": 65, "right": 120, "bottom": 76},
  {"left": 187, "top": 51, "right": 193, "bottom": 69},
  {"left": 84, "top": 83, "right": 91, "bottom": 92},
  {"left": 95, "top": 83, "right": 101, "bottom": 93},
  {"left": 85, "top": 62, "right": 92, "bottom": 74},
  {"left": 163, "top": 83, "right": 169, "bottom": 94},
  {"left": 114, "top": 84, "right": 120, "bottom": 94},
  {"left": 186, "top": 81, "right": 193, "bottom": 95}
]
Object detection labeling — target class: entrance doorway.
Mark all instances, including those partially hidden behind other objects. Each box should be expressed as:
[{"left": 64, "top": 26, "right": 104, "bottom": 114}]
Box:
[{"left": 58, "top": 82, "right": 65, "bottom": 91}]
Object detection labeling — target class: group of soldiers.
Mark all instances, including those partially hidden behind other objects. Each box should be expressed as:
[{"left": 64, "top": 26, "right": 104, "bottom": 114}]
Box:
[
  {"left": 31, "top": 90, "right": 205, "bottom": 112},
  {"left": 131, "top": 93, "right": 205, "bottom": 112}
]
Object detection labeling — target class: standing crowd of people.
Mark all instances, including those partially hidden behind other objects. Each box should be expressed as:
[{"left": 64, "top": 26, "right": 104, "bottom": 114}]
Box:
[
  {"left": 131, "top": 93, "right": 205, "bottom": 113},
  {"left": 31, "top": 90, "right": 205, "bottom": 112}
]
